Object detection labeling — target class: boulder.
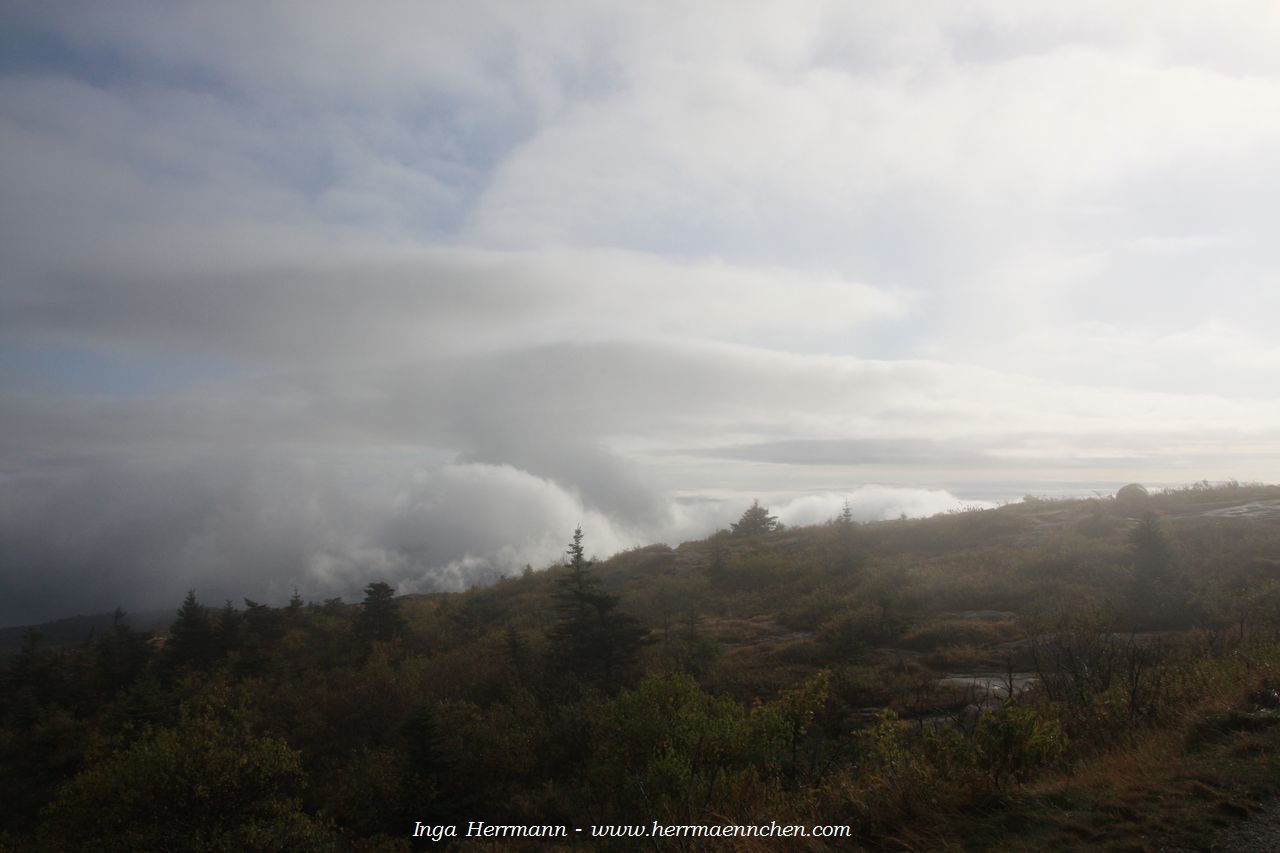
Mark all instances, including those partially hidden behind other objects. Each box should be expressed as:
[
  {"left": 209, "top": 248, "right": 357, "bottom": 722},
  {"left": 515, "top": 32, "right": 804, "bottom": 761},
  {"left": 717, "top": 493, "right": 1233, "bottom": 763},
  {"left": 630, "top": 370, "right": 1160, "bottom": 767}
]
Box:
[{"left": 1115, "top": 483, "right": 1149, "bottom": 506}]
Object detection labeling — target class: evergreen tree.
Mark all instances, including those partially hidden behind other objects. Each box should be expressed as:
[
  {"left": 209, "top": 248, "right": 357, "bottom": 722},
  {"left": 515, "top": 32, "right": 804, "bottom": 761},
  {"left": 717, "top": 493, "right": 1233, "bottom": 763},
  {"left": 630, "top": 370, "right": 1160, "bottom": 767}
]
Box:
[
  {"left": 96, "top": 609, "right": 152, "bottom": 697},
  {"left": 547, "top": 527, "right": 646, "bottom": 690},
  {"left": 551, "top": 527, "right": 597, "bottom": 637},
  {"left": 168, "top": 591, "right": 216, "bottom": 669},
  {"left": 214, "top": 600, "right": 243, "bottom": 657},
  {"left": 548, "top": 528, "right": 598, "bottom": 677},
  {"left": 504, "top": 624, "right": 530, "bottom": 678},
  {"left": 6, "top": 629, "right": 49, "bottom": 730},
  {"left": 835, "top": 499, "right": 864, "bottom": 571},
  {"left": 400, "top": 704, "right": 469, "bottom": 828},
  {"left": 355, "top": 581, "right": 407, "bottom": 645},
  {"left": 242, "top": 599, "right": 285, "bottom": 641},
  {"left": 731, "top": 499, "right": 779, "bottom": 536}
]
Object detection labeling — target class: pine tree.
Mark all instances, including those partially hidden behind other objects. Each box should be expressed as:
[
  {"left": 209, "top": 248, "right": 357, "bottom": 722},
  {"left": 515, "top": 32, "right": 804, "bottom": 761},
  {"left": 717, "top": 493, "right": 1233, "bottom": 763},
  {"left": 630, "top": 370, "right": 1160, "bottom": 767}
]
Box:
[
  {"left": 835, "top": 499, "right": 864, "bottom": 571},
  {"left": 214, "top": 600, "right": 242, "bottom": 656},
  {"left": 551, "top": 527, "right": 597, "bottom": 634},
  {"left": 503, "top": 624, "right": 529, "bottom": 677},
  {"left": 548, "top": 528, "right": 599, "bottom": 675},
  {"left": 168, "top": 591, "right": 216, "bottom": 669},
  {"left": 355, "top": 581, "right": 407, "bottom": 645},
  {"left": 731, "top": 499, "right": 778, "bottom": 536},
  {"left": 400, "top": 704, "right": 468, "bottom": 826},
  {"left": 236, "top": 599, "right": 281, "bottom": 675},
  {"left": 547, "top": 527, "right": 646, "bottom": 690},
  {"left": 95, "top": 609, "right": 151, "bottom": 696}
]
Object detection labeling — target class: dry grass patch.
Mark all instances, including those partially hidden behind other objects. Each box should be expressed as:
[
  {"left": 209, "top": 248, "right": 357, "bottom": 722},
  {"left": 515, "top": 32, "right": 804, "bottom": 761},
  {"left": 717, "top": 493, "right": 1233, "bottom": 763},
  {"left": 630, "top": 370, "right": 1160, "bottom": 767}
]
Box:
[{"left": 899, "top": 619, "right": 1021, "bottom": 651}]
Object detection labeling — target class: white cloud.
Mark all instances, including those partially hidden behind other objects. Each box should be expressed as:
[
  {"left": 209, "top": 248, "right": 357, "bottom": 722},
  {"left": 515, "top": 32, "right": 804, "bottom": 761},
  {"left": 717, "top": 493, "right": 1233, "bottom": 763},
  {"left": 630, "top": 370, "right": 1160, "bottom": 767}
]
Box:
[
  {"left": 4, "top": 2, "right": 1280, "bottom": 622},
  {"left": 772, "top": 487, "right": 992, "bottom": 527}
]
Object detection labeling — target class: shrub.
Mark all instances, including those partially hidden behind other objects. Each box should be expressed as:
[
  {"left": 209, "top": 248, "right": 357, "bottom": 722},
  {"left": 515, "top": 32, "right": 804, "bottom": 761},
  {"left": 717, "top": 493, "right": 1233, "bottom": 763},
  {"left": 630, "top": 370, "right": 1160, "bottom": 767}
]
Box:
[
  {"left": 42, "top": 705, "right": 331, "bottom": 851},
  {"left": 971, "top": 703, "right": 1066, "bottom": 790}
]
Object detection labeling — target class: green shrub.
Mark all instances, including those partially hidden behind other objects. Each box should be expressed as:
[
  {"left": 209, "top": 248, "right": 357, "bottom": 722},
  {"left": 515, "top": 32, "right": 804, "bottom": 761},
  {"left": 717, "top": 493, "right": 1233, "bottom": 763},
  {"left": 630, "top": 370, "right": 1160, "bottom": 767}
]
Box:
[
  {"left": 972, "top": 703, "right": 1066, "bottom": 790},
  {"left": 42, "top": 705, "right": 331, "bottom": 852}
]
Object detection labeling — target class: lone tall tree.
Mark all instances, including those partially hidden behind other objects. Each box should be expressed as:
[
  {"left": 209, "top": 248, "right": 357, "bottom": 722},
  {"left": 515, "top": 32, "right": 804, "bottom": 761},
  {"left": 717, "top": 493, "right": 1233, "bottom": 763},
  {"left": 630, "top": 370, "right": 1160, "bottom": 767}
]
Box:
[
  {"left": 355, "top": 581, "right": 407, "bottom": 645},
  {"left": 835, "top": 499, "right": 864, "bottom": 571},
  {"left": 549, "top": 527, "right": 601, "bottom": 674},
  {"left": 548, "top": 527, "right": 646, "bottom": 690},
  {"left": 168, "top": 590, "right": 216, "bottom": 669},
  {"left": 731, "top": 500, "right": 779, "bottom": 536}
]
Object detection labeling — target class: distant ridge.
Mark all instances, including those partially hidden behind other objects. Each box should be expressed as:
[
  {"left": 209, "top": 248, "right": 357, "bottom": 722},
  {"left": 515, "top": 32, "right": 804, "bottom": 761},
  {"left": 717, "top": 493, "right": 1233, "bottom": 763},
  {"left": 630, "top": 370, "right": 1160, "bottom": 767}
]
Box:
[{"left": 0, "top": 608, "right": 176, "bottom": 650}]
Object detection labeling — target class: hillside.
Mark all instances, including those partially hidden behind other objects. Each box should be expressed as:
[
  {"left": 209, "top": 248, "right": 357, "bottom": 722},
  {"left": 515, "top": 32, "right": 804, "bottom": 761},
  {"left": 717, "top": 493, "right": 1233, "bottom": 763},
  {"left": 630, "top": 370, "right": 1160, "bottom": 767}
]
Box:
[
  {"left": 6, "top": 480, "right": 1280, "bottom": 850},
  {"left": 0, "top": 609, "right": 177, "bottom": 651}
]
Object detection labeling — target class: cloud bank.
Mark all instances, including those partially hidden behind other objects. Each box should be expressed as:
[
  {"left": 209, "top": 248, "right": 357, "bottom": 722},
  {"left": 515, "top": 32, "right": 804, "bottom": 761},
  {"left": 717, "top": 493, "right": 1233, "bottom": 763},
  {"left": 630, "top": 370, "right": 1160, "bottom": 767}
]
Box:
[{"left": 3, "top": 2, "right": 1280, "bottom": 624}]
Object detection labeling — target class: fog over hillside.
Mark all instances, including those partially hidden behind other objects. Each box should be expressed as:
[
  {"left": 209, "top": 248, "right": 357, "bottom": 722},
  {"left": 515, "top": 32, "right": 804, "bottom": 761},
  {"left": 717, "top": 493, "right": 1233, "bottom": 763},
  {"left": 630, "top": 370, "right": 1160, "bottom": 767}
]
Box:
[{"left": 4, "top": 2, "right": 1280, "bottom": 625}]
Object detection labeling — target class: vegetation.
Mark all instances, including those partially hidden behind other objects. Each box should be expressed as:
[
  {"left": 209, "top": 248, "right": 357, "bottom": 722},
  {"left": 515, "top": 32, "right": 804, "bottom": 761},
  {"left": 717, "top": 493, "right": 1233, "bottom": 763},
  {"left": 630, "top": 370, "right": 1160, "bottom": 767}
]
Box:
[
  {"left": 5, "top": 481, "right": 1280, "bottom": 850},
  {"left": 355, "top": 581, "right": 408, "bottom": 647},
  {"left": 547, "top": 527, "right": 646, "bottom": 691},
  {"left": 731, "top": 499, "right": 780, "bottom": 536}
]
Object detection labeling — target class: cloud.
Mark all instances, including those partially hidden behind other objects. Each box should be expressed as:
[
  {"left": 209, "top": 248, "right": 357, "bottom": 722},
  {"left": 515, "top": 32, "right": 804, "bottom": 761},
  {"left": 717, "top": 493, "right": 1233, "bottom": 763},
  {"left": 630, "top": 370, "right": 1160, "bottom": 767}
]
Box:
[
  {"left": 960, "top": 321, "right": 1280, "bottom": 398},
  {"left": 0, "top": 452, "right": 640, "bottom": 626},
  {"left": 4, "top": 3, "right": 1280, "bottom": 624},
  {"left": 0, "top": 437, "right": 999, "bottom": 626},
  {"left": 771, "top": 487, "right": 993, "bottom": 528},
  {"left": 0, "top": 240, "right": 905, "bottom": 365}
]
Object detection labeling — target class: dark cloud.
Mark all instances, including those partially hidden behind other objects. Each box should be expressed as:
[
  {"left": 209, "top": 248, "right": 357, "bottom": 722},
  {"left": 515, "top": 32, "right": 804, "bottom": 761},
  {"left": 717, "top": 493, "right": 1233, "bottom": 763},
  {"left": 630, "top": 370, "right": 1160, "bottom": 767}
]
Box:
[{"left": 0, "top": 452, "right": 638, "bottom": 626}]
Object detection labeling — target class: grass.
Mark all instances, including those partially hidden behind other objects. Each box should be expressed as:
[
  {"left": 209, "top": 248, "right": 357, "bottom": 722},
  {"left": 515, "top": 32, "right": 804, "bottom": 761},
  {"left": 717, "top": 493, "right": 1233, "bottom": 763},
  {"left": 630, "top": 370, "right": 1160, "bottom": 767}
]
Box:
[{"left": 928, "top": 669, "right": 1280, "bottom": 851}]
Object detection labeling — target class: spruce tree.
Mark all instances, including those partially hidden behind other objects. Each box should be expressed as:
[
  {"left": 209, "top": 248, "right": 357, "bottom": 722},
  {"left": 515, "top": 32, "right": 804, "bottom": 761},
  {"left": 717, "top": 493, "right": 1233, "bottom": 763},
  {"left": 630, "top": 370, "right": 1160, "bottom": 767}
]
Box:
[
  {"left": 95, "top": 609, "right": 151, "bottom": 696},
  {"left": 214, "top": 600, "right": 242, "bottom": 656},
  {"left": 835, "top": 499, "right": 864, "bottom": 571},
  {"left": 547, "top": 527, "right": 646, "bottom": 690},
  {"left": 355, "top": 581, "right": 407, "bottom": 645},
  {"left": 168, "top": 591, "right": 216, "bottom": 669},
  {"left": 731, "top": 499, "right": 779, "bottom": 536}
]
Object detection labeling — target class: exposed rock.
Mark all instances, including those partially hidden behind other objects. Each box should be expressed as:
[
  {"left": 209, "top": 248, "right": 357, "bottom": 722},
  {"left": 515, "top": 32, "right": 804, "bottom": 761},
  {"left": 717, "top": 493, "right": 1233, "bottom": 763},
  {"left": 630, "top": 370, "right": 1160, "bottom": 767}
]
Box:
[{"left": 1116, "top": 483, "right": 1150, "bottom": 505}]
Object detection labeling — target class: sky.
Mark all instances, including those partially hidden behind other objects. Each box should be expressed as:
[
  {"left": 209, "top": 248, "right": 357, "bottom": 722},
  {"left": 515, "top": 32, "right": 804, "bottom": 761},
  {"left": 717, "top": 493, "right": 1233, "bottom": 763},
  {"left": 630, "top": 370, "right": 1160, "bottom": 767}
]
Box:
[{"left": 3, "top": 1, "right": 1280, "bottom": 625}]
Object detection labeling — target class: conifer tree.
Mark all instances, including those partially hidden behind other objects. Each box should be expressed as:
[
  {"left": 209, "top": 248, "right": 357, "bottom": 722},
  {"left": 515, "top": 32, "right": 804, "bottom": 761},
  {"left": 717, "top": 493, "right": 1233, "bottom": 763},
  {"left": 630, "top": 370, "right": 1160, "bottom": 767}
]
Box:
[
  {"left": 355, "top": 581, "right": 407, "bottom": 645},
  {"left": 731, "top": 499, "right": 779, "bottom": 536},
  {"left": 215, "top": 600, "right": 242, "bottom": 656},
  {"left": 95, "top": 609, "right": 151, "bottom": 696},
  {"left": 835, "top": 499, "right": 864, "bottom": 571},
  {"left": 168, "top": 591, "right": 215, "bottom": 669},
  {"left": 548, "top": 527, "right": 646, "bottom": 690}
]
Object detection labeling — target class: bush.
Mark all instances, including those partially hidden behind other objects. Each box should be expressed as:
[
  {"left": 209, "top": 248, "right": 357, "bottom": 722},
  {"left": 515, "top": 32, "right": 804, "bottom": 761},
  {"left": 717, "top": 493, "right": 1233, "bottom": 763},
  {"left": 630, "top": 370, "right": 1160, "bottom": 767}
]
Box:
[
  {"left": 589, "top": 672, "right": 774, "bottom": 821},
  {"left": 971, "top": 703, "right": 1066, "bottom": 790},
  {"left": 42, "top": 705, "right": 331, "bottom": 851},
  {"left": 818, "top": 603, "right": 890, "bottom": 657}
]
